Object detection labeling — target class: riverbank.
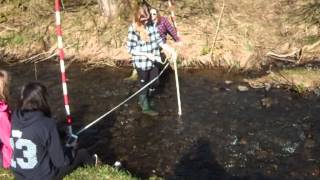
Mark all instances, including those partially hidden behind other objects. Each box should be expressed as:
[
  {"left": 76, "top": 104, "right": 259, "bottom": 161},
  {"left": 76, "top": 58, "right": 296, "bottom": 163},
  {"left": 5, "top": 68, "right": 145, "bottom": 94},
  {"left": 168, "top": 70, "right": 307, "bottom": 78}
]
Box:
[
  {"left": 1, "top": 0, "right": 320, "bottom": 70},
  {"left": 246, "top": 64, "right": 320, "bottom": 94}
]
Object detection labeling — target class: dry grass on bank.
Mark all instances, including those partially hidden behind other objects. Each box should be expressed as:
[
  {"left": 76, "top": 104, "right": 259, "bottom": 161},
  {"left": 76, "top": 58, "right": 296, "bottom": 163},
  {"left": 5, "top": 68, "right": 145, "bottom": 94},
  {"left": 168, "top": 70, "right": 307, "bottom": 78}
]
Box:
[
  {"left": 245, "top": 67, "right": 320, "bottom": 93},
  {"left": 1, "top": 0, "right": 320, "bottom": 70}
]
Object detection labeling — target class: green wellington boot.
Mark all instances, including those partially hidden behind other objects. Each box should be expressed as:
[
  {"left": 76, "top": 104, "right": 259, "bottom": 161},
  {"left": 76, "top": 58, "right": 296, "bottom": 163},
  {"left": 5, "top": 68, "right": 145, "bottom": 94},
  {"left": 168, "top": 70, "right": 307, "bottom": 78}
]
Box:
[
  {"left": 148, "top": 88, "right": 156, "bottom": 107},
  {"left": 124, "top": 69, "right": 138, "bottom": 81},
  {"left": 138, "top": 94, "right": 159, "bottom": 116}
]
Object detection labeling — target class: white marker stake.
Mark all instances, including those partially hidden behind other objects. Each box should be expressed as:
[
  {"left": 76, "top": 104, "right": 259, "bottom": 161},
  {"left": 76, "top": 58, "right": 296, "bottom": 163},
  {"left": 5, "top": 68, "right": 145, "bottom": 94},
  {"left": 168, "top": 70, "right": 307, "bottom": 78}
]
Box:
[{"left": 173, "top": 57, "right": 182, "bottom": 116}]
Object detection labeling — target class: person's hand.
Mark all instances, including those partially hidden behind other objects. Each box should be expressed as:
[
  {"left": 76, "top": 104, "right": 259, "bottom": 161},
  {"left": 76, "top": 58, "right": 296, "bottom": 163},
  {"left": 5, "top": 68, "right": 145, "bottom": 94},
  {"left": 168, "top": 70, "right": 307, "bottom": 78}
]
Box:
[
  {"left": 171, "top": 49, "right": 177, "bottom": 62},
  {"left": 176, "top": 41, "right": 183, "bottom": 47},
  {"left": 66, "top": 134, "right": 78, "bottom": 149},
  {"left": 160, "top": 44, "right": 178, "bottom": 63},
  {"left": 167, "top": 47, "right": 177, "bottom": 62}
]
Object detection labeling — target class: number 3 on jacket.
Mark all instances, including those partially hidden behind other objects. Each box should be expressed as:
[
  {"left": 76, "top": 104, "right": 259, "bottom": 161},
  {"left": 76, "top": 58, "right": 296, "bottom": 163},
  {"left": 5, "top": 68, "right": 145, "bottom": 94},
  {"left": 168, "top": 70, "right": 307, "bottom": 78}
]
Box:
[{"left": 10, "top": 130, "right": 38, "bottom": 169}]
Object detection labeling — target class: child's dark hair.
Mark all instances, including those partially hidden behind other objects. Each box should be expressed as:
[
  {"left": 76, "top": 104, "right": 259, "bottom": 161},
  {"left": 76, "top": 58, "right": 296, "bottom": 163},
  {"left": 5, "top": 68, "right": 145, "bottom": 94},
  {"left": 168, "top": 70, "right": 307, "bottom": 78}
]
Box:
[{"left": 18, "top": 82, "right": 51, "bottom": 117}]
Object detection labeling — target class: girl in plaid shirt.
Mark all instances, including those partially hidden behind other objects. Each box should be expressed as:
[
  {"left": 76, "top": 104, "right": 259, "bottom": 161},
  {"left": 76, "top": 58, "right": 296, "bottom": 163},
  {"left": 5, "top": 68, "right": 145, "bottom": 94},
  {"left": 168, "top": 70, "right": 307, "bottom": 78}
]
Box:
[
  {"left": 150, "top": 8, "right": 181, "bottom": 44},
  {"left": 127, "top": 6, "right": 177, "bottom": 116}
]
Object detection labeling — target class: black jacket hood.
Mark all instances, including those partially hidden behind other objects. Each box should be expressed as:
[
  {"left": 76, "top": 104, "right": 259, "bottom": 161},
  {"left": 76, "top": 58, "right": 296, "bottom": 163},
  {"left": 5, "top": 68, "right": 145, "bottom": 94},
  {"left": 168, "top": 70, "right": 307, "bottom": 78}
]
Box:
[{"left": 12, "top": 110, "right": 46, "bottom": 129}]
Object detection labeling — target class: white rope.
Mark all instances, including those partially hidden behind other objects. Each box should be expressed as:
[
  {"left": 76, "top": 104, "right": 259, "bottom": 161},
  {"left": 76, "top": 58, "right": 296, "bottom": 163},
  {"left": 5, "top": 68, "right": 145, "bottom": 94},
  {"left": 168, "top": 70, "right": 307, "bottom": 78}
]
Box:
[{"left": 76, "top": 62, "right": 170, "bottom": 135}]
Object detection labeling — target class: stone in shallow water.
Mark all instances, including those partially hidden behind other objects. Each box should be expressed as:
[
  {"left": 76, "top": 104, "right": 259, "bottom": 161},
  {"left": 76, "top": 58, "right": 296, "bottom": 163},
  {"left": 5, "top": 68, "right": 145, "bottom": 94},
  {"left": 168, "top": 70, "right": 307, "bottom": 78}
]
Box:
[
  {"left": 314, "top": 88, "right": 320, "bottom": 96},
  {"left": 282, "top": 142, "right": 299, "bottom": 154},
  {"left": 256, "top": 150, "right": 269, "bottom": 160},
  {"left": 237, "top": 85, "right": 249, "bottom": 92},
  {"left": 230, "top": 135, "right": 238, "bottom": 145},
  {"left": 239, "top": 137, "right": 248, "bottom": 145},
  {"left": 261, "top": 97, "right": 272, "bottom": 108},
  {"left": 304, "top": 139, "right": 315, "bottom": 149}
]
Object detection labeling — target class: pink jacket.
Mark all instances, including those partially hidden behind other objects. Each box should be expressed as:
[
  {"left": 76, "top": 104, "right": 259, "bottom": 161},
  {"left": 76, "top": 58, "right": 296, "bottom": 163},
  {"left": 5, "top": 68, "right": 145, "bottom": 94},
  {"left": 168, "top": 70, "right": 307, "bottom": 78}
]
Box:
[{"left": 0, "top": 100, "right": 12, "bottom": 168}]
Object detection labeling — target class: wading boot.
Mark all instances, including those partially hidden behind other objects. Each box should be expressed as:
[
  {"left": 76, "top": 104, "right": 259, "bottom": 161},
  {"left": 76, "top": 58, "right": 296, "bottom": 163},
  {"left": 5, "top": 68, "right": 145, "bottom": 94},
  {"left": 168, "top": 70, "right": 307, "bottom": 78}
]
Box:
[
  {"left": 124, "top": 69, "right": 138, "bottom": 81},
  {"left": 148, "top": 88, "right": 156, "bottom": 107},
  {"left": 138, "top": 95, "right": 159, "bottom": 116}
]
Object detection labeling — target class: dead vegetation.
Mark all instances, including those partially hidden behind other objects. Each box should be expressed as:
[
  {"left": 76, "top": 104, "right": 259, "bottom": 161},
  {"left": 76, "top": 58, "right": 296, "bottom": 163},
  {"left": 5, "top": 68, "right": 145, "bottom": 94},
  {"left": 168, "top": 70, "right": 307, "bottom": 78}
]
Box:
[{"left": 0, "top": 0, "right": 320, "bottom": 70}]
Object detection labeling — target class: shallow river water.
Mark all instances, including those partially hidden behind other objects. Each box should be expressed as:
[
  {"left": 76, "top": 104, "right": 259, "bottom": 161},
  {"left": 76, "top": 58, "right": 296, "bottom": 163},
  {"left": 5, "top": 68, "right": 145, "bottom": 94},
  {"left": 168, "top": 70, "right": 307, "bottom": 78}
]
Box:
[{"left": 2, "top": 61, "right": 320, "bottom": 179}]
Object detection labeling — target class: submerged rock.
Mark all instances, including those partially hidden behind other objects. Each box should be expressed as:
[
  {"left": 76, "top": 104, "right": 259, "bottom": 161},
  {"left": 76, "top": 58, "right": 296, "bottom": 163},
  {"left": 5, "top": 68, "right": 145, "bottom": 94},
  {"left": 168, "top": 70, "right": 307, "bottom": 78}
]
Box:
[
  {"left": 237, "top": 85, "right": 249, "bottom": 92},
  {"left": 282, "top": 142, "right": 299, "bottom": 154},
  {"left": 264, "top": 83, "right": 272, "bottom": 92},
  {"left": 239, "top": 137, "right": 248, "bottom": 145},
  {"left": 230, "top": 135, "right": 238, "bottom": 145},
  {"left": 304, "top": 139, "right": 315, "bottom": 149},
  {"left": 314, "top": 88, "right": 320, "bottom": 96},
  {"left": 261, "top": 97, "right": 272, "bottom": 108}
]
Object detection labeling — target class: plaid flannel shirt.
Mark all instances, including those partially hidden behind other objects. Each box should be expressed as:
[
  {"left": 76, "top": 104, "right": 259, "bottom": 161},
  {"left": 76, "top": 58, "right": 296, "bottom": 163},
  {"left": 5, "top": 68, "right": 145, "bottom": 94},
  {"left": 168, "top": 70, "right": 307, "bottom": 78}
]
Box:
[
  {"left": 156, "top": 16, "right": 180, "bottom": 43},
  {"left": 127, "top": 24, "right": 164, "bottom": 71}
]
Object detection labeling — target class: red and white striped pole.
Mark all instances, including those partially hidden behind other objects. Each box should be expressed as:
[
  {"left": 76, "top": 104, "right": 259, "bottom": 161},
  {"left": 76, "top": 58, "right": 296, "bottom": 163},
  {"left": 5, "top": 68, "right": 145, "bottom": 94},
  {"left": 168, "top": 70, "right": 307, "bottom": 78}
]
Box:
[
  {"left": 168, "top": 0, "right": 180, "bottom": 37},
  {"left": 55, "top": 0, "right": 73, "bottom": 135}
]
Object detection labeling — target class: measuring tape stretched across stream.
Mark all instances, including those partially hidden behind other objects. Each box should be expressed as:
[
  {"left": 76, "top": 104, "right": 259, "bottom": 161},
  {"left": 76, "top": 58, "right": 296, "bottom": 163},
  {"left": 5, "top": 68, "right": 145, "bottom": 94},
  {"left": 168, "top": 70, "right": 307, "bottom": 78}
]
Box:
[{"left": 76, "top": 62, "right": 171, "bottom": 135}]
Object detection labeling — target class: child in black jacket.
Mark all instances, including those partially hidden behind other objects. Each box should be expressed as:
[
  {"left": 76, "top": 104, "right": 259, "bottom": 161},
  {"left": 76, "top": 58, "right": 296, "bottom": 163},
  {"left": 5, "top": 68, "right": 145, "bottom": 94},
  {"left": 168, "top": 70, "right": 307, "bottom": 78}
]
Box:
[{"left": 10, "top": 82, "right": 97, "bottom": 180}]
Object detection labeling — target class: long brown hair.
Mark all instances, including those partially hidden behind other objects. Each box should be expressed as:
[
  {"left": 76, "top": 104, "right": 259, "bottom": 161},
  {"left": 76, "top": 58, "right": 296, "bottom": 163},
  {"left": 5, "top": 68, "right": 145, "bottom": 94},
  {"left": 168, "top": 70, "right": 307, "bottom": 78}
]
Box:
[
  {"left": 0, "top": 70, "right": 10, "bottom": 101},
  {"left": 150, "top": 8, "right": 161, "bottom": 25},
  {"left": 133, "top": 6, "right": 150, "bottom": 42},
  {"left": 18, "top": 82, "right": 51, "bottom": 117}
]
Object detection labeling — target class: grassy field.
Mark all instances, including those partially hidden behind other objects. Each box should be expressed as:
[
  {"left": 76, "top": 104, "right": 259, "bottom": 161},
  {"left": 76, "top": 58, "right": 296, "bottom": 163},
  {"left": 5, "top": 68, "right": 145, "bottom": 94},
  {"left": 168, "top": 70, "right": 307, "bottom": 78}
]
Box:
[
  {"left": 64, "top": 165, "right": 139, "bottom": 180},
  {"left": 0, "top": 165, "right": 163, "bottom": 180},
  {"left": 0, "top": 168, "right": 12, "bottom": 180}
]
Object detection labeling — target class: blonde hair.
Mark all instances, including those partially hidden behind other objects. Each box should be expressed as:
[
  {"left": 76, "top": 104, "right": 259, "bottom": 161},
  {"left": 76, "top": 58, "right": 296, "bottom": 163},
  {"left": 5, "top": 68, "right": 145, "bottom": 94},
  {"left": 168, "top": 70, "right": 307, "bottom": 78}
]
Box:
[
  {"left": 133, "top": 6, "right": 150, "bottom": 42},
  {"left": 0, "top": 70, "right": 10, "bottom": 101}
]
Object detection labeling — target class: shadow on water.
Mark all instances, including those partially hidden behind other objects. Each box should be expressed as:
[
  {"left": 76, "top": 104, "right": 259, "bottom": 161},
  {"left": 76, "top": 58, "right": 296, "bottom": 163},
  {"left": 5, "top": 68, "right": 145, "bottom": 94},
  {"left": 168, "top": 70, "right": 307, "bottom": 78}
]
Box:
[
  {"left": 170, "top": 137, "right": 228, "bottom": 180},
  {"left": 170, "top": 137, "right": 279, "bottom": 180},
  {"left": 2, "top": 61, "right": 320, "bottom": 179}
]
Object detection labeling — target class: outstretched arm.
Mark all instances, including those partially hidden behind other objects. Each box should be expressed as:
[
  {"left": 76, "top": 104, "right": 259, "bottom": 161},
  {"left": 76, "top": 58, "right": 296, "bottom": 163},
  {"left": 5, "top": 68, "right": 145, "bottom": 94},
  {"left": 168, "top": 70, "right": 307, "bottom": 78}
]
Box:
[
  {"left": 48, "top": 123, "right": 70, "bottom": 168},
  {"left": 154, "top": 24, "right": 177, "bottom": 61},
  {"left": 163, "top": 17, "right": 180, "bottom": 42}
]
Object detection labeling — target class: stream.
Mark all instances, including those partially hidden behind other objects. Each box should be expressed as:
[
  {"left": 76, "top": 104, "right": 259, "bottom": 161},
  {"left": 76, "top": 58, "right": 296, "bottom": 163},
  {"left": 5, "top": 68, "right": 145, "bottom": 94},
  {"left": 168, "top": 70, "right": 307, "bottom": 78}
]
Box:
[{"left": 2, "top": 61, "right": 320, "bottom": 179}]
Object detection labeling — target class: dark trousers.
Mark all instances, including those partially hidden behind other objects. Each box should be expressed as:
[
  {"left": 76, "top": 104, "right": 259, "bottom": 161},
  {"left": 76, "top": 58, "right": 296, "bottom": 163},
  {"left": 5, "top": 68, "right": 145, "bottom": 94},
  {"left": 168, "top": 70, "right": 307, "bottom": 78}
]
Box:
[
  {"left": 136, "top": 66, "right": 159, "bottom": 96},
  {"left": 53, "top": 148, "right": 94, "bottom": 180}
]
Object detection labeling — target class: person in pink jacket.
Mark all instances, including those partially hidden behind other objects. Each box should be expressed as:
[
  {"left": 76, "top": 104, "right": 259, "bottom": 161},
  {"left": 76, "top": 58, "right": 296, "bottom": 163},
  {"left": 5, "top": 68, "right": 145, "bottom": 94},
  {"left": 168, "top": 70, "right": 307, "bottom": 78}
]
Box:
[{"left": 0, "top": 70, "right": 12, "bottom": 169}]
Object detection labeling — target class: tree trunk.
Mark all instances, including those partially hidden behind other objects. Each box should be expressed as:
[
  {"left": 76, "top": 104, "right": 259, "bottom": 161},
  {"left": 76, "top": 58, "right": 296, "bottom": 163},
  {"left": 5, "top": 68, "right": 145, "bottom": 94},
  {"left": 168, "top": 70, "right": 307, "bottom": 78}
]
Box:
[{"left": 97, "top": 0, "right": 118, "bottom": 18}]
